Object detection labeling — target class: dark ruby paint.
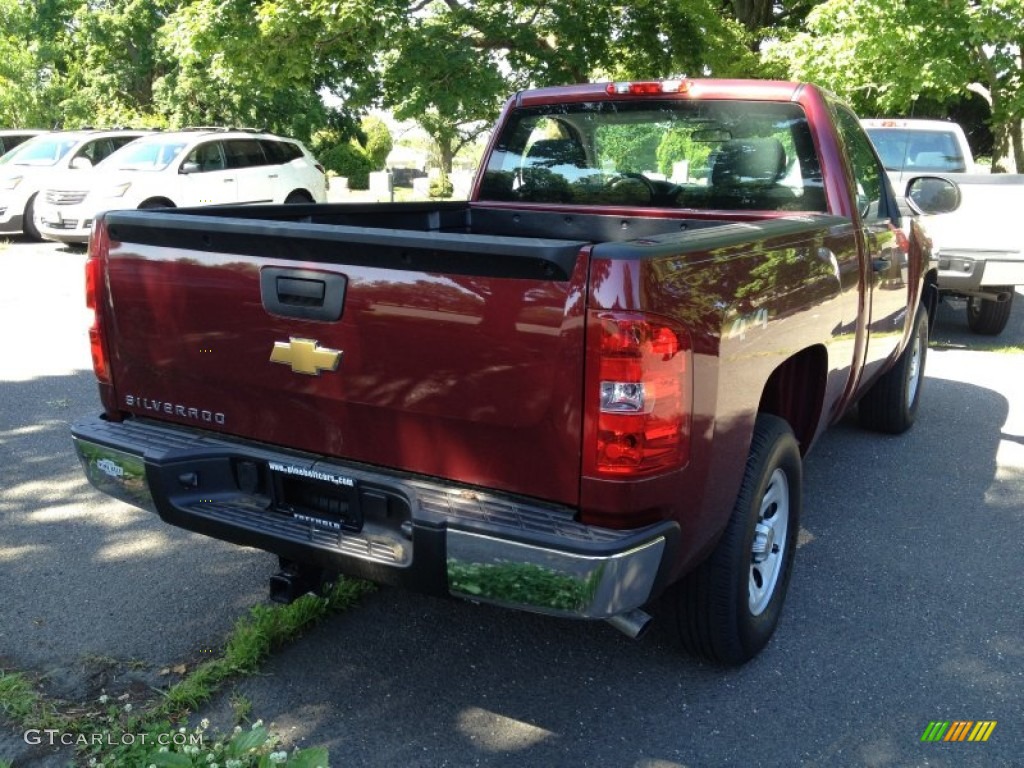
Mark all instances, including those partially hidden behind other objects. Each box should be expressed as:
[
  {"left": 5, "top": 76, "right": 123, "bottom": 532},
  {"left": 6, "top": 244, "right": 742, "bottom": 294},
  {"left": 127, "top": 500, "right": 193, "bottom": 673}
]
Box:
[{"left": 92, "top": 79, "right": 930, "bottom": 582}]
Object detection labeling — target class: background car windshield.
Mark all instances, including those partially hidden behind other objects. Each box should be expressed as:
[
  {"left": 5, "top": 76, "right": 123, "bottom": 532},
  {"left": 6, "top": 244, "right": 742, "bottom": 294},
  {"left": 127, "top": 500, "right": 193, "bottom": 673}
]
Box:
[
  {"left": 0, "top": 136, "right": 78, "bottom": 167},
  {"left": 863, "top": 128, "right": 966, "bottom": 173},
  {"left": 478, "top": 99, "right": 826, "bottom": 212},
  {"left": 110, "top": 140, "right": 188, "bottom": 171}
]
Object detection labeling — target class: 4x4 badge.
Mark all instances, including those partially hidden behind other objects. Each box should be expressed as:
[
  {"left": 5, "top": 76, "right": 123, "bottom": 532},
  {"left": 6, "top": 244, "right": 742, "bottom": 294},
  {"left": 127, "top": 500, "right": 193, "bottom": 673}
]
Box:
[{"left": 269, "top": 338, "right": 342, "bottom": 376}]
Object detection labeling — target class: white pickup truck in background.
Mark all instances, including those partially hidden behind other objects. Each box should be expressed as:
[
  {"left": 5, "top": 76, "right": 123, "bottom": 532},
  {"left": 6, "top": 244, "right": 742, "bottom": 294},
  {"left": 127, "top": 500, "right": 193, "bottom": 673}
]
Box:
[{"left": 863, "top": 118, "right": 1023, "bottom": 335}]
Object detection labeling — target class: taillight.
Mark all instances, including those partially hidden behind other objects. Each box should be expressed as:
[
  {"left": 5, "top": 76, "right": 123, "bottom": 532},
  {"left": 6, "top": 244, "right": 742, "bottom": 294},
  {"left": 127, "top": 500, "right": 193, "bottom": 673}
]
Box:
[
  {"left": 584, "top": 311, "right": 691, "bottom": 477},
  {"left": 86, "top": 220, "right": 110, "bottom": 384},
  {"left": 892, "top": 223, "right": 910, "bottom": 254}
]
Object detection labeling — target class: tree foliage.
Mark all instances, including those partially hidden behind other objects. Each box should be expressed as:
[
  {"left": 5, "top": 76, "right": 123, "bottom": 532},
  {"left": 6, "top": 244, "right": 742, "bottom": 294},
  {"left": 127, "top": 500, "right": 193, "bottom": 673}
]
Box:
[
  {"left": 767, "top": 0, "right": 1024, "bottom": 171},
  {"left": 154, "top": 0, "right": 388, "bottom": 140},
  {"left": 2, "top": 0, "right": 1017, "bottom": 174}
]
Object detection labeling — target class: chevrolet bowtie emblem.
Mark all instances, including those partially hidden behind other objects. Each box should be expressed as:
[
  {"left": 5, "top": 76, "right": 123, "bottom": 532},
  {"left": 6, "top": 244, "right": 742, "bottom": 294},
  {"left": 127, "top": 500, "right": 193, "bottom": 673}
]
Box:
[{"left": 269, "top": 338, "right": 343, "bottom": 376}]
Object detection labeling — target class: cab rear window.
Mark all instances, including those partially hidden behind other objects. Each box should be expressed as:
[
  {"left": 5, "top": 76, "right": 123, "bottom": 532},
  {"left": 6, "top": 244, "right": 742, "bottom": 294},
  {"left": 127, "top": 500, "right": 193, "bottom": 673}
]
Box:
[{"left": 480, "top": 99, "right": 827, "bottom": 212}]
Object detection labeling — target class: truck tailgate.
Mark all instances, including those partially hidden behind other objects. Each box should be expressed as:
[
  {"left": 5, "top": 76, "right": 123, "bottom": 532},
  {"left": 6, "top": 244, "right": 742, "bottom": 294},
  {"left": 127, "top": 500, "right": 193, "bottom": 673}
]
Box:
[{"left": 98, "top": 212, "right": 591, "bottom": 506}]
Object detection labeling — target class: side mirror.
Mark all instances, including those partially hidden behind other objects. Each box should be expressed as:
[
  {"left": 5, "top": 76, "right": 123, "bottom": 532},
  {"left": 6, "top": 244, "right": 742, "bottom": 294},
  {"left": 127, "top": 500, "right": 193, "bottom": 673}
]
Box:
[
  {"left": 905, "top": 176, "right": 961, "bottom": 215},
  {"left": 180, "top": 161, "right": 201, "bottom": 175},
  {"left": 70, "top": 157, "right": 93, "bottom": 170}
]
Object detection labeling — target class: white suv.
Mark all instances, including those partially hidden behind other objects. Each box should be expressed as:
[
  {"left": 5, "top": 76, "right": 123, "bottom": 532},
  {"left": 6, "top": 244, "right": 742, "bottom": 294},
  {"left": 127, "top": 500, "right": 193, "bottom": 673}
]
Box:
[
  {"left": 0, "top": 130, "right": 47, "bottom": 157},
  {"left": 36, "top": 129, "right": 328, "bottom": 245},
  {"left": 0, "top": 129, "right": 150, "bottom": 240}
]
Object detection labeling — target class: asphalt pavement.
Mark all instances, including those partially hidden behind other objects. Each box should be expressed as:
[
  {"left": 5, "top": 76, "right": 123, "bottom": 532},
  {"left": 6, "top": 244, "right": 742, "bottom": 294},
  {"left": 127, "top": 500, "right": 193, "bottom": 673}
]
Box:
[{"left": 1, "top": 236, "right": 1021, "bottom": 767}]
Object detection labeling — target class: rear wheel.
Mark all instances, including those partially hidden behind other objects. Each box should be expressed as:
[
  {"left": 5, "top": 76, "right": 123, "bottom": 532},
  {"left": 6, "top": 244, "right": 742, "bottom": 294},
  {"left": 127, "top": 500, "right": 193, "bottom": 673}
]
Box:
[
  {"left": 966, "top": 289, "right": 1013, "bottom": 336},
  {"left": 858, "top": 303, "right": 928, "bottom": 434},
  {"left": 23, "top": 194, "right": 41, "bottom": 241},
  {"left": 668, "top": 414, "right": 801, "bottom": 665}
]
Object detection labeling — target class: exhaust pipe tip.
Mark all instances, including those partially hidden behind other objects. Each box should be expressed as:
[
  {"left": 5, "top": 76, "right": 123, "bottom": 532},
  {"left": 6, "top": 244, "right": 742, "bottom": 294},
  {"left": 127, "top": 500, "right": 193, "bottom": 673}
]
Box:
[{"left": 606, "top": 608, "right": 654, "bottom": 640}]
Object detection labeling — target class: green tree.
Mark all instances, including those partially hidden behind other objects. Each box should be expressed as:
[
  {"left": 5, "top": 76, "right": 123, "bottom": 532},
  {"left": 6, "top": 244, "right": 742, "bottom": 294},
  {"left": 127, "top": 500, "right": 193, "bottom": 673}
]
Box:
[
  {"left": 154, "top": 0, "right": 389, "bottom": 140},
  {"left": 59, "top": 0, "right": 181, "bottom": 127},
  {"left": 767, "top": 0, "right": 1024, "bottom": 172},
  {"left": 0, "top": 0, "right": 75, "bottom": 126},
  {"left": 378, "top": 0, "right": 758, "bottom": 175},
  {"left": 379, "top": 10, "right": 510, "bottom": 175}
]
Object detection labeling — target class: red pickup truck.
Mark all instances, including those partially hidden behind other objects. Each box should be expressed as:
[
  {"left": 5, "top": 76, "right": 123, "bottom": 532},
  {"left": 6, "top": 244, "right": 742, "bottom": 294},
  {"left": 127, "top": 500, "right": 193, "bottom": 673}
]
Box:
[{"left": 72, "top": 80, "right": 957, "bottom": 665}]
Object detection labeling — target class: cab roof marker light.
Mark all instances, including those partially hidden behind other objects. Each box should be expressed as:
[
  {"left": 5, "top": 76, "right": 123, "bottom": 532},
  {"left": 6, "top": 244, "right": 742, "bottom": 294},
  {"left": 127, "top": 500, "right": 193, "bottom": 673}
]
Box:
[{"left": 605, "top": 80, "right": 690, "bottom": 96}]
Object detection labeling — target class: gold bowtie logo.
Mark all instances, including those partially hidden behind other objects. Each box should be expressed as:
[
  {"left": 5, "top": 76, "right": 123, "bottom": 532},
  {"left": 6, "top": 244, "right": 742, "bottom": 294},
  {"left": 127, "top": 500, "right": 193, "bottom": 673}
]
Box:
[{"left": 269, "top": 338, "right": 342, "bottom": 376}]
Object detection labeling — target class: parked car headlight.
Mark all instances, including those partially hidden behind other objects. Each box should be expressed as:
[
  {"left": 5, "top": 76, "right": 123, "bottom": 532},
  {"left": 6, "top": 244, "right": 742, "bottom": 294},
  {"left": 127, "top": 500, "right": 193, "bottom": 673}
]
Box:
[
  {"left": 101, "top": 182, "right": 131, "bottom": 198},
  {"left": 0, "top": 175, "right": 23, "bottom": 190}
]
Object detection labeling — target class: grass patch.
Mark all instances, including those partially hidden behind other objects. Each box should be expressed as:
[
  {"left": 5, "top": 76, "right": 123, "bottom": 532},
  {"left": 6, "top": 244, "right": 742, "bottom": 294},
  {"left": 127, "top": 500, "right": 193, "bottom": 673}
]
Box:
[
  {"left": 1, "top": 578, "right": 373, "bottom": 767},
  {"left": 154, "top": 577, "right": 371, "bottom": 719},
  {"left": 0, "top": 669, "right": 65, "bottom": 730}
]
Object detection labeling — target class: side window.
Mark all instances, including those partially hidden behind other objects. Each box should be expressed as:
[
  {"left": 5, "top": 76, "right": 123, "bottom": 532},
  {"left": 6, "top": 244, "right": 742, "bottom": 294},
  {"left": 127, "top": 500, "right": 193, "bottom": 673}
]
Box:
[
  {"left": 260, "top": 140, "right": 286, "bottom": 165},
  {"left": 185, "top": 142, "right": 226, "bottom": 172},
  {"left": 77, "top": 138, "right": 115, "bottom": 166},
  {"left": 261, "top": 139, "right": 303, "bottom": 165},
  {"left": 224, "top": 139, "right": 266, "bottom": 169},
  {"left": 109, "top": 135, "right": 140, "bottom": 153},
  {"left": 279, "top": 141, "right": 302, "bottom": 162},
  {"left": 833, "top": 106, "right": 889, "bottom": 221}
]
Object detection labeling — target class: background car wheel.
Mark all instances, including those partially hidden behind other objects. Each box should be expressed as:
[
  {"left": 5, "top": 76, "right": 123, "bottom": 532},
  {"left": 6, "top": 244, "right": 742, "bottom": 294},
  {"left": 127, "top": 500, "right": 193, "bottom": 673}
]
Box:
[
  {"left": 667, "top": 414, "right": 801, "bottom": 665},
  {"left": 966, "top": 289, "right": 1013, "bottom": 336},
  {"left": 858, "top": 303, "right": 928, "bottom": 434},
  {"left": 284, "top": 191, "right": 314, "bottom": 204},
  {"left": 23, "top": 194, "right": 42, "bottom": 241},
  {"left": 138, "top": 198, "right": 174, "bottom": 210}
]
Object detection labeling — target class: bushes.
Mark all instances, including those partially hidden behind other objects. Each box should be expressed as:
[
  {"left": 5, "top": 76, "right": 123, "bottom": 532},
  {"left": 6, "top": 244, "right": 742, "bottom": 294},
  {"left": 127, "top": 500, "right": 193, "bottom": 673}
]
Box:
[
  {"left": 312, "top": 117, "right": 393, "bottom": 191},
  {"left": 319, "top": 141, "right": 373, "bottom": 189}
]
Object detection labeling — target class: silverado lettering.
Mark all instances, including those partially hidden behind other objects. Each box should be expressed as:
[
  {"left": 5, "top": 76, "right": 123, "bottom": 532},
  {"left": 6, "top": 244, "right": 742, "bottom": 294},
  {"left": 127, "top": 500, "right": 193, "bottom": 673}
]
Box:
[
  {"left": 73, "top": 79, "right": 959, "bottom": 665},
  {"left": 124, "top": 395, "right": 226, "bottom": 424}
]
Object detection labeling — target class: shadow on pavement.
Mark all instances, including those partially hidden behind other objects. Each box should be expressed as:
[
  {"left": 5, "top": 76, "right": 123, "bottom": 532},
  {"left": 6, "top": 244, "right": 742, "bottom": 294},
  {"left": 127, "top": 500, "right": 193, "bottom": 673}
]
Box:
[
  {"left": 0, "top": 372, "right": 273, "bottom": 697},
  {"left": 191, "top": 374, "right": 1021, "bottom": 768}
]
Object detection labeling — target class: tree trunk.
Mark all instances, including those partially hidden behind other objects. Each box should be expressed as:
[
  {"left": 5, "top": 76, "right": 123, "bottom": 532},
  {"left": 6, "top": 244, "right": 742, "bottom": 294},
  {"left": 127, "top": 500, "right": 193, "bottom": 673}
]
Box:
[
  {"left": 438, "top": 140, "right": 455, "bottom": 176},
  {"left": 1012, "top": 118, "right": 1023, "bottom": 174},
  {"left": 985, "top": 84, "right": 1017, "bottom": 174},
  {"left": 990, "top": 122, "right": 1014, "bottom": 173}
]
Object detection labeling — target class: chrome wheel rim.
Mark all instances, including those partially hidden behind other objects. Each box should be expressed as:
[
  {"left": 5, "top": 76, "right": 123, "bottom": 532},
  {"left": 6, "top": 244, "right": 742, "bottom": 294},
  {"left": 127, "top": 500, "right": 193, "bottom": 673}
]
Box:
[
  {"left": 906, "top": 329, "right": 922, "bottom": 408},
  {"left": 749, "top": 468, "right": 790, "bottom": 616}
]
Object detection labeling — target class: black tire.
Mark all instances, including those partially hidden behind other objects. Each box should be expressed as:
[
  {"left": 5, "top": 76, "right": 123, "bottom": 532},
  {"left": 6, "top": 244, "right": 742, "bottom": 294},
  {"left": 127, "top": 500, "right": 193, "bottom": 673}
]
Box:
[
  {"left": 23, "top": 194, "right": 41, "bottom": 241},
  {"left": 966, "top": 289, "right": 1013, "bottom": 336},
  {"left": 284, "top": 190, "right": 314, "bottom": 204},
  {"left": 858, "top": 304, "right": 928, "bottom": 434},
  {"left": 668, "top": 414, "right": 801, "bottom": 665},
  {"left": 138, "top": 198, "right": 174, "bottom": 210}
]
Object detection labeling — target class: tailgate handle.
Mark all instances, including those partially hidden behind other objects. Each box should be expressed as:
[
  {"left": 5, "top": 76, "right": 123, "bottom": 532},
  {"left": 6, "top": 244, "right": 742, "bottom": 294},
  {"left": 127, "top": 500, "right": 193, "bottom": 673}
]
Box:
[
  {"left": 261, "top": 268, "right": 347, "bottom": 321},
  {"left": 278, "top": 277, "right": 325, "bottom": 304}
]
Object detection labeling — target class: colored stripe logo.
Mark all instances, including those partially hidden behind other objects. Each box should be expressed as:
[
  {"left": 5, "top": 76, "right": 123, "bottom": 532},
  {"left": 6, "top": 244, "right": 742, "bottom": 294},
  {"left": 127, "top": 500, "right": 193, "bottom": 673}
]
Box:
[{"left": 921, "top": 721, "right": 997, "bottom": 742}]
